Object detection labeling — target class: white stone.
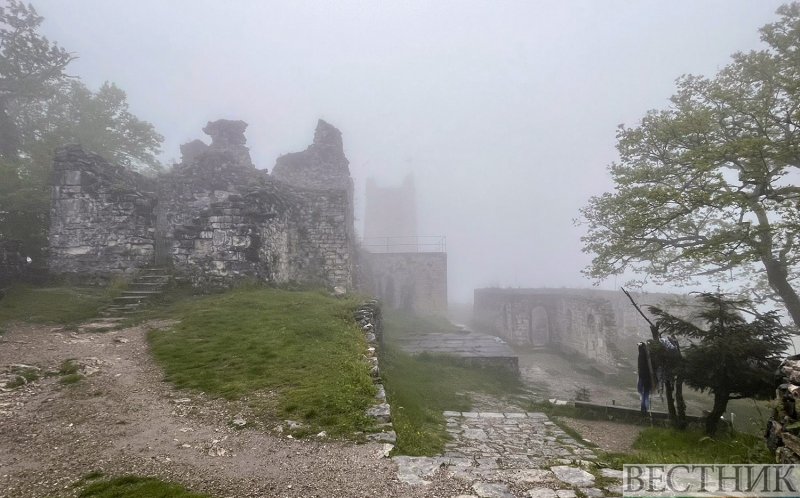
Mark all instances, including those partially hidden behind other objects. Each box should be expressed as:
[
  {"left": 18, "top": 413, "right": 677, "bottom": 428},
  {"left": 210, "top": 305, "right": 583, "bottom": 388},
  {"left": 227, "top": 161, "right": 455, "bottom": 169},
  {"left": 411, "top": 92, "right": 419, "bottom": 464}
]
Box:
[
  {"left": 478, "top": 412, "right": 505, "bottom": 418},
  {"left": 472, "top": 482, "right": 515, "bottom": 498},
  {"left": 600, "top": 468, "right": 622, "bottom": 480},
  {"left": 555, "top": 490, "right": 576, "bottom": 498},
  {"left": 579, "top": 488, "right": 603, "bottom": 498},
  {"left": 550, "top": 466, "right": 595, "bottom": 487},
  {"left": 462, "top": 428, "right": 488, "bottom": 440},
  {"left": 526, "top": 488, "right": 557, "bottom": 498},
  {"left": 285, "top": 419, "right": 303, "bottom": 430}
]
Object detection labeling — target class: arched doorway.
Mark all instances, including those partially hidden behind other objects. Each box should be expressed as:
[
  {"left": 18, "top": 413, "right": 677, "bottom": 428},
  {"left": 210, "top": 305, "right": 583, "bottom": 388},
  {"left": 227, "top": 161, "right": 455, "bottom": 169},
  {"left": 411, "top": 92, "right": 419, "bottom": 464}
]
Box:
[{"left": 529, "top": 306, "right": 550, "bottom": 346}]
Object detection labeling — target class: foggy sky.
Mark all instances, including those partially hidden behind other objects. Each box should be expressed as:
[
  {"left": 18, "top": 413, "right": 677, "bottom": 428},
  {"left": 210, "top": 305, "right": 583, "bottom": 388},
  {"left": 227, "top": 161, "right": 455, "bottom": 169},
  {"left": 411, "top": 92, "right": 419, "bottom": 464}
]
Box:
[{"left": 33, "top": 0, "right": 788, "bottom": 302}]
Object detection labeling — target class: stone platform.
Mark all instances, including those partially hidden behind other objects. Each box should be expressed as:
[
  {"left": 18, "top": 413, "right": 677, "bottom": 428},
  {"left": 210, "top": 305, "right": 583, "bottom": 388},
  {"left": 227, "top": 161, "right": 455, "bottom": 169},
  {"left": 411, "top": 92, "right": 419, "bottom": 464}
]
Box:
[{"left": 397, "top": 331, "right": 519, "bottom": 374}]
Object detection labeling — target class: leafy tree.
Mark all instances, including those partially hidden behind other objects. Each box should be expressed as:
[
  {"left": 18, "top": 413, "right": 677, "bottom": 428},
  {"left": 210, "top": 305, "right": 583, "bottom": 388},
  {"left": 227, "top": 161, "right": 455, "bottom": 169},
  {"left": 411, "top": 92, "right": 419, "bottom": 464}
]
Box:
[
  {"left": 650, "top": 293, "right": 790, "bottom": 436},
  {"left": 0, "top": 0, "right": 73, "bottom": 159},
  {"left": 580, "top": 3, "right": 800, "bottom": 327},
  {"left": 14, "top": 80, "right": 163, "bottom": 174},
  {"left": 0, "top": 1, "right": 163, "bottom": 262}
]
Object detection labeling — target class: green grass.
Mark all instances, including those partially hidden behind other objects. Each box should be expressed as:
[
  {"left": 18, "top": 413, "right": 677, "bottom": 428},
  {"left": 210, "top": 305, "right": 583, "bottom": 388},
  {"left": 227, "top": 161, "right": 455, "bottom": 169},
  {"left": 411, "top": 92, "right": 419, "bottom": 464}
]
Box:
[
  {"left": 5, "top": 365, "right": 40, "bottom": 388},
  {"left": 600, "top": 427, "right": 772, "bottom": 467},
  {"left": 147, "top": 288, "right": 376, "bottom": 437},
  {"left": 78, "top": 475, "right": 211, "bottom": 498},
  {"left": 381, "top": 310, "right": 523, "bottom": 455},
  {"left": 0, "top": 285, "right": 113, "bottom": 325},
  {"left": 59, "top": 373, "right": 84, "bottom": 385},
  {"left": 59, "top": 359, "right": 80, "bottom": 375}
]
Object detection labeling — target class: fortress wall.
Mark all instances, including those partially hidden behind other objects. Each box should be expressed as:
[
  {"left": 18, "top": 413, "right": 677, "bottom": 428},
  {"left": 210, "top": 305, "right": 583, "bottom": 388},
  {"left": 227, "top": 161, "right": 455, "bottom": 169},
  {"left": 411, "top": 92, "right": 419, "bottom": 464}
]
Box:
[
  {"left": 473, "top": 288, "right": 690, "bottom": 367},
  {"left": 361, "top": 252, "right": 447, "bottom": 315},
  {"left": 48, "top": 120, "right": 355, "bottom": 289},
  {"left": 48, "top": 145, "right": 156, "bottom": 279}
]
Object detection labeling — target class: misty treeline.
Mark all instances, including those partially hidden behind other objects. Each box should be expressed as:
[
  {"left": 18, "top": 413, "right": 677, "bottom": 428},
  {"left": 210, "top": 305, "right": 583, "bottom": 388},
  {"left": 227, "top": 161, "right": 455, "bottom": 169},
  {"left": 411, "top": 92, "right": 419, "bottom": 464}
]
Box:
[
  {"left": 0, "top": 0, "right": 162, "bottom": 262},
  {"left": 580, "top": 3, "right": 800, "bottom": 329}
]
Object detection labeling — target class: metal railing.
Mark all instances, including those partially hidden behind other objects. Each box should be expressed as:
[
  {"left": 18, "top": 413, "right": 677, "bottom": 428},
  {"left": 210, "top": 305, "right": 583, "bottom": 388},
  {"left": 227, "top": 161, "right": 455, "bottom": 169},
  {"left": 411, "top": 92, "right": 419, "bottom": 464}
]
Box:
[{"left": 360, "top": 235, "right": 446, "bottom": 253}]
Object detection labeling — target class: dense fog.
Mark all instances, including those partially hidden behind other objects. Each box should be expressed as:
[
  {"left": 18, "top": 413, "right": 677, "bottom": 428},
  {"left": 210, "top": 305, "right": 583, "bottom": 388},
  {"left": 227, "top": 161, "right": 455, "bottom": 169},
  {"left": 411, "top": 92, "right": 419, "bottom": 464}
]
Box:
[{"left": 33, "top": 0, "right": 787, "bottom": 302}]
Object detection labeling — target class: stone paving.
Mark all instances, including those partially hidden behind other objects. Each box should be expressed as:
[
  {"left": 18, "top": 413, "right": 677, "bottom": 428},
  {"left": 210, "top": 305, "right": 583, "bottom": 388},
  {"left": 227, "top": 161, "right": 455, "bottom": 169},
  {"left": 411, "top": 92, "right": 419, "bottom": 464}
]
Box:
[{"left": 394, "top": 411, "right": 622, "bottom": 498}]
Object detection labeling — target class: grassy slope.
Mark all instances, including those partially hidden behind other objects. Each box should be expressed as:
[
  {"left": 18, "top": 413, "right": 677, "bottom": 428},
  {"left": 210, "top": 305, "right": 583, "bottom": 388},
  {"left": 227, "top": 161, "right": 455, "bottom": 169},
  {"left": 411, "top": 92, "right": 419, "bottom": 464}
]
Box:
[
  {"left": 380, "top": 309, "right": 522, "bottom": 455},
  {"left": 0, "top": 285, "right": 113, "bottom": 326},
  {"left": 79, "top": 475, "right": 210, "bottom": 498},
  {"left": 147, "top": 287, "right": 376, "bottom": 437}
]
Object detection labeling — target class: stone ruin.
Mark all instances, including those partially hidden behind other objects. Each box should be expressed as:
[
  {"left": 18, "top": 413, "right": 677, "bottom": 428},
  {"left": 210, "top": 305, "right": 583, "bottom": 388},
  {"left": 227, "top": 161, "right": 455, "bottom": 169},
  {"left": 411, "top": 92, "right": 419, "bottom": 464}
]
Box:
[
  {"left": 768, "top": 355, "right": 800, "bottom": 462},
  {"left": 48, "top": 119, "right": 355, "bottom": 289}
]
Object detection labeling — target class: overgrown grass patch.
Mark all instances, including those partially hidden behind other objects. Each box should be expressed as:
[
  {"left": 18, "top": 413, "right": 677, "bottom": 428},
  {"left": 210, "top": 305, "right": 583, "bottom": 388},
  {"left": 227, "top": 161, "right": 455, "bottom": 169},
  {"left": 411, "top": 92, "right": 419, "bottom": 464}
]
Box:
[
  {"left": 381, "top": 310, "right": 523, "bottom": 455},
  {"left": 59, "top": 372, "right": 84, "bottom": 385},
  {"left": 147, "top": 288, "right": 376, "bottom": 437},
  {"left": 78, "top": 475, "right": 211, "bottom": 498},
  {"left": 0, "top": 285, "right": 113, "bottom": 325},
  {"left": 5, "top": 365, "right": 40, "bottom": 388},
  {"left": 600, "top": 427, "right": 772, "bottom": 467}
]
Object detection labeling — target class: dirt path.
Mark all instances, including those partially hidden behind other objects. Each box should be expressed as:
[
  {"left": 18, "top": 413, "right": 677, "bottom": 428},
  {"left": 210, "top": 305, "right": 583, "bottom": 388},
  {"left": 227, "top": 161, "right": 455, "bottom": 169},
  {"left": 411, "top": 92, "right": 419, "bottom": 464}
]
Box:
[{"left": 0, "top": 322, "right": 470, "bottom": 498}]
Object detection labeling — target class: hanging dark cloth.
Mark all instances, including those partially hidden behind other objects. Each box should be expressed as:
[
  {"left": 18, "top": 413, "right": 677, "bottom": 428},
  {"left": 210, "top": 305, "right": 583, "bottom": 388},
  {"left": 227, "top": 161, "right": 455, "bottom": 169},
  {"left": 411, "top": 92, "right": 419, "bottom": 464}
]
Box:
[{"left": 637, "top": 342, "right": 655, "bottom": 413}]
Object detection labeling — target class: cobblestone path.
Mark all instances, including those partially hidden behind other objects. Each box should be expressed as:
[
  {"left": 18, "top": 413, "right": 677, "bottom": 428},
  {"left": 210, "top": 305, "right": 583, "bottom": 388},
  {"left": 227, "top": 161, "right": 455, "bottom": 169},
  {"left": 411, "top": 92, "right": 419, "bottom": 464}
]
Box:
[{"left": 394, "top": 411, "right": 623, "bottom": 498}]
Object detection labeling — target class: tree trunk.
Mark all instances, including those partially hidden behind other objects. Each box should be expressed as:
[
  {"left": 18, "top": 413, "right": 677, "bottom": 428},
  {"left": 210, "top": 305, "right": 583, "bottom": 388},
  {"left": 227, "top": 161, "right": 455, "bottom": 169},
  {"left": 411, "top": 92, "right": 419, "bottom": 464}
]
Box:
[
  {"left": 0, "top": 97, "right": 20, "bottom": 160},
  {"left": 675, "top": 376, "right": 687, "bottom": 430},
  {"left": 763, "top": 257, "right": 800, "bottom": 328},
  {"left": 705, "top": 391, "right": 729, "bottom": 436},
  {"left": 751, "top": 201, "right": 800, "bottom": 327},
  {"left": 665, "top": 379, "right": 677, "bottom": 425}
]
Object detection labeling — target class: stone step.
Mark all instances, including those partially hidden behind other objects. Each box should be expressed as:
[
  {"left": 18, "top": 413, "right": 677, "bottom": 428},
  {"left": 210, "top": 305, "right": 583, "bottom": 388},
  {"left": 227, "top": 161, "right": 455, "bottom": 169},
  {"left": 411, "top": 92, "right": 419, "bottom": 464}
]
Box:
[
  {"left": 113, "top": 296, "right": 150, "bottom": 303},
  {"left": 101, "top": 270, "right": 172, "bottom": 318},
  {"left": 136, "top": 275, "right": 170, "bottom": 281},
  {"left": 107, "top": 303, "right": 141, "bottom": 309},
  {"left": 121, "top": 290, "right": 163, "bottom": 296}
]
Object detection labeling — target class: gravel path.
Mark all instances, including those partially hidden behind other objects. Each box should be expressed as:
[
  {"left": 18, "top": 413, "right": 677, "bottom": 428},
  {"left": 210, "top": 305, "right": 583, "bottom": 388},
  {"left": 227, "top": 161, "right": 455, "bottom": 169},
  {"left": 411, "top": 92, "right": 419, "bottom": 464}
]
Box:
[{"left": 0, "top": 321, "right": 472, "bottom": 498}]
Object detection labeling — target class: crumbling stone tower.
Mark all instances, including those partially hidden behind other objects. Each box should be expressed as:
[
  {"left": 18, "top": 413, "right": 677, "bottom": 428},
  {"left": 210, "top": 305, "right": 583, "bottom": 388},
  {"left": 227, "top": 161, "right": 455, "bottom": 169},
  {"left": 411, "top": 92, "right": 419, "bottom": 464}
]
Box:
[{"left": 48, "top": 119, "right": 356, "bottom": 289}]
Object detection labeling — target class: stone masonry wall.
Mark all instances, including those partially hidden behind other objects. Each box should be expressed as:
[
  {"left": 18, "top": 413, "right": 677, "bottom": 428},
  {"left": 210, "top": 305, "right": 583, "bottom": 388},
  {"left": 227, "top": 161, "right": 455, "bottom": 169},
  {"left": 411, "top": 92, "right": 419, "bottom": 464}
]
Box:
[
  {"left": 293, "top": 188, "right": 354, "bottom": 288},
  {"left": 473, "top": 289, "right": 618, "bottom": 367},
  {"left": 473, "top": 288, "right": 692, "bottom": 368},
  {"left": 48, "top": 120, "right": 355, "bottom": 289},
  {"left": 360, "top": 252, "right": 447, "bottom": 315},
  {"left": 768, "top": 355, "right": 800, "bottom": 463},
  {"left": 272, "top": 119, "right": 356, "bottom": 288},
  {"left": 49, "top": 145, "right": 157, "bottom": 278}
]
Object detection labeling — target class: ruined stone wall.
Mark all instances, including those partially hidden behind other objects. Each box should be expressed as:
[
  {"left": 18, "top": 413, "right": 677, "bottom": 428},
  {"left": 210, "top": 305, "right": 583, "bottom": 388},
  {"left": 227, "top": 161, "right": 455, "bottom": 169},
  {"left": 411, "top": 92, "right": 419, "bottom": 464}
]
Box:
[
  {"left": 272, "top": 119, "right": 355, "bottom": 288},
  {"left": 48, "top": 145, "right": 157, "bottom": 279},
  {"left": 768, "top": 355, "right": 800, "bottom": 463},
  {"left": 292, "top": 188, "right": 354, "bottom": 287},
  {"left": 0, "top": 240, "right": 26, "bottom": 286},
  {"left": 48, "top": 120, "right": 355, "bottom": 289},
  {"left": 164, "top": 186, "right": 295, "bottom": 287},
  {"left": 361, "top": 252, "right": 447, "bottom": 315}
]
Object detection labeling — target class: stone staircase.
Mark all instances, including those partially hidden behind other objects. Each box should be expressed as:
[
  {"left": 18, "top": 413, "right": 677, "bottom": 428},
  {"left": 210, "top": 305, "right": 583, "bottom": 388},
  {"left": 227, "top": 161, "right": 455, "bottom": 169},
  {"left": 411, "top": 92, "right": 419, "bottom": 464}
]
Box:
[{"left": 101, "top": 268, "right": 171, "bottom": 317}]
